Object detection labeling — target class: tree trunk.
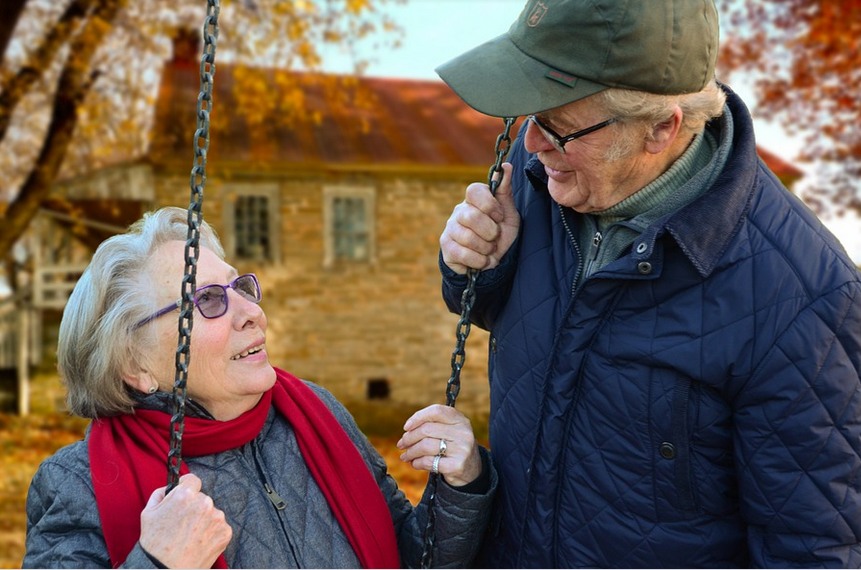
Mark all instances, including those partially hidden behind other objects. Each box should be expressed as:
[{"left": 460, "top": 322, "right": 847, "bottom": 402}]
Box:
[
  {"left": 0, "top": 0, "right": 126, "bottom": 257},
  {"left": 0, "top": 0, "right": 92, "bottom": 143},
  {"left": 0, "top": 0, "right": 27, "bottom": 57}
]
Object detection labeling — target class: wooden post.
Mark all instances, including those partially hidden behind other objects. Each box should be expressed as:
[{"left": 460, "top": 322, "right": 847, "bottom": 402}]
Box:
[{"left": 17, "top": 306, "right": 29, "bottom": 416}]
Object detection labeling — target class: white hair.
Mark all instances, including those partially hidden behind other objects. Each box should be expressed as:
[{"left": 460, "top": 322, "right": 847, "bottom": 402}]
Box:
[
  {"left": 58, "top": 207, "right": 224, "bottom": 418},
  {"left": 598, "top": 79, "right": 727, "bottom": 161}
]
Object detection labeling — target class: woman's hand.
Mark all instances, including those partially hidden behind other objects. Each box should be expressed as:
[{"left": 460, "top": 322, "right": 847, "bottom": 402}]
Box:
[
  {"left": 397, "top": 404, "right": 482, "bottom": 487},
  {"left": 139, "top": 473, "right": 232, "bottom": 568}
]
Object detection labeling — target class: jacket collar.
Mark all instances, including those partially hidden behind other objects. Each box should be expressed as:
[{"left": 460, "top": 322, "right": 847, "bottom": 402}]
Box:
[
  {"left": 664, "top": 87, "right": 758, "bottom": 277},
  {"left": 525, "top": 85, "right": 760, "bottom": 278}
]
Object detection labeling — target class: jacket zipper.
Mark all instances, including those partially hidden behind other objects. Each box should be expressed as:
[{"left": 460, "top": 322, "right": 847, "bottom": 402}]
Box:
[
  {"left": 250, "top": 439, "right": 300, "bottom": 565},
  {"left": 557, "top": 203, "right": 582, "bottom": 296},
  {"left": 264, "top": 483, "right": 287, "bottom": 510},
  {"left": 550, "top": 205, "right": 621, "bottom": 567},
  {"left": 585, "top": 231, "right": 603, "bottom": 278},
  {"left": 251, "top": 441, "right": 288, "bottom": 511},
  {"left": 521, "top": 204, "right": 585, "bottom": 566}
]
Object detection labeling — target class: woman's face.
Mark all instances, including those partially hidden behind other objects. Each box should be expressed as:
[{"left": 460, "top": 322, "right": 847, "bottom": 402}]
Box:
[{"left": 143, "top": 240, "right": 276, "bottom": 420}]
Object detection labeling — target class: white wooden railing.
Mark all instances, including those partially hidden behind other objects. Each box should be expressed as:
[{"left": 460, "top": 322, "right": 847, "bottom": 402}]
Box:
[{"left": 33, "top": 263, "right": 87, "bottom": 310}]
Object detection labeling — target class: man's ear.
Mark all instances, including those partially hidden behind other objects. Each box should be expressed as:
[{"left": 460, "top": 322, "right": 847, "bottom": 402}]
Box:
[{"left": 645, "top": 106, "right": 684, "bottom": 154}]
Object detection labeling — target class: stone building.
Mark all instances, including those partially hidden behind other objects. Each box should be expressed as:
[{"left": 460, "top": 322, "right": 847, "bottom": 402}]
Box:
[{"left": 1, "top": 35, "right": 804, "bottom": 417}]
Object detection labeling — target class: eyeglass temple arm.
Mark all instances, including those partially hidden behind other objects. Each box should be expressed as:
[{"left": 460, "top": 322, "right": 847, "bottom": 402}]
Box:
[{"left": 136, "top": 299, "right": 183, "bottom": 328}]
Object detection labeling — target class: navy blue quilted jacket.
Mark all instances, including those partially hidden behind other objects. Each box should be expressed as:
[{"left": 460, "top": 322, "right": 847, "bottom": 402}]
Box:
[{"left": 441, "top": 87, "right": 861, "bottom": 568}]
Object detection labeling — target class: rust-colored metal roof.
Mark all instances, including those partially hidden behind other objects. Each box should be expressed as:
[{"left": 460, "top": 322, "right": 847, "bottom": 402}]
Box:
[
  {"left": 149, "top": 58, "right": 521, "bottom": 173},
  {"left": 148, "top": 36, "right": 802, "bottom": 183},
  {"left": 755, "top": 145, "right": 804, "bottom": 181}
]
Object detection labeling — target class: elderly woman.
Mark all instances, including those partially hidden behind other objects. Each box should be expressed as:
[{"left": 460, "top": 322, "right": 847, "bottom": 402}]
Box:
[{"left": 23, "top": 207, "right": 495, "bottom": 569}]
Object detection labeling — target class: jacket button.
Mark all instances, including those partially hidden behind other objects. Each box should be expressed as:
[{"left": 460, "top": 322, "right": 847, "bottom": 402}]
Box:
[
  {"left": 659, "top": 442, "right": 676, "bottom": 459},
  {"left": 636, "top": 242, "right": 648, "bottom": 254},
  {"left": 637, "top": 261, "right": 652, "bottom": 275}
]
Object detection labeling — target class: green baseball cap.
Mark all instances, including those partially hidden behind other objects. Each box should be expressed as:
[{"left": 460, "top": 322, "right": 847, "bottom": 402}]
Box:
[{"left": 436, "top": 0, "right": 719, "bottom": 117}]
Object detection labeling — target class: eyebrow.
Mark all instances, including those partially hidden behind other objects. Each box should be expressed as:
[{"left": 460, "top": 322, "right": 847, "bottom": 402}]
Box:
[
  {"left": 535, "top": 112, "right": 568, "bottom": 131},
  {"left": 196, "top": 270, "right": 240, "bottom": 289}
]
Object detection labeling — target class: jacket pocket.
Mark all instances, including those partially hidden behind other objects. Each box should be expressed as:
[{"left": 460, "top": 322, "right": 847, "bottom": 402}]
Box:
[
  {"left": 653, "top": 376, "right": 698, "bottom": 516},
  {"left": 669, "top": 377, "right": 696, "bottom": 511}
]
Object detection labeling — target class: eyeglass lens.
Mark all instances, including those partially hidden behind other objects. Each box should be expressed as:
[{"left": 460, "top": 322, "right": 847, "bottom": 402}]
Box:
[
  {"left": 533, "top": 119, "right": 563, "bottom": 152},
  {"left": 195, "top": 274, "right": 261, "bottom": 318}
]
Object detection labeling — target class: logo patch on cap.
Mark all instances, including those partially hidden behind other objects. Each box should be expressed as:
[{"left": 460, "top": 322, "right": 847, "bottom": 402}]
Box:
[
  {"left": 545, "top": 69, "right": 577, "bottom": 87},
  {"left": 527, "top": 1, "right": 548, "bottom": 27}
]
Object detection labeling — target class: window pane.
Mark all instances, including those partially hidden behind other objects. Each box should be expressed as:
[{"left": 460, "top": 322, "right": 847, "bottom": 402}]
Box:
[
  {"left": 332, "top": 196, "right": 369, "bottom": 260},
  {"left": 235, "top": 195, "right": 270, "bottom": 260}
]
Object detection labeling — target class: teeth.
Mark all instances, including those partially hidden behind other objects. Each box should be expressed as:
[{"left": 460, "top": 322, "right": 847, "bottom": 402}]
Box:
[{"left": 231, "top": 345, "right": 263, "bottom": 361}]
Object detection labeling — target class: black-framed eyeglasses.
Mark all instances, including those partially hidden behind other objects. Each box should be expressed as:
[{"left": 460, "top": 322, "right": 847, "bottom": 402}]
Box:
[
  {"left": 527, "top": 114, "right": 617, "bottom": 154},
  {"left": 134, "top": 273, "right": 262, "bottom": 329}
]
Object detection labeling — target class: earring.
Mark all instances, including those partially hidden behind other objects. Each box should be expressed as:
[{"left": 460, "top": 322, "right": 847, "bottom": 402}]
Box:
[{"left": 148, "top": 385, "right": 158, "bottom": 394}]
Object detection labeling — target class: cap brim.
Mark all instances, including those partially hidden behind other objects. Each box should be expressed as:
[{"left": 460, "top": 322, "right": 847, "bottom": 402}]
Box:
[{"left": 435, "top": 33, "right": 608, "bottom": 118}]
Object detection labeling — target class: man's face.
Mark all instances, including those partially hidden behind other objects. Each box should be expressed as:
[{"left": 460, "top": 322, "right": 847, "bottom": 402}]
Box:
[{"left": 523, "top": 95, "right": 644, "bottom": 213}]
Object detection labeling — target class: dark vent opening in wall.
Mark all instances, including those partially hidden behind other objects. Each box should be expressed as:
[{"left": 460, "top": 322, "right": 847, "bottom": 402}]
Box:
[{"left": 367, "top": 378, "right": 390, "bottom": 400}]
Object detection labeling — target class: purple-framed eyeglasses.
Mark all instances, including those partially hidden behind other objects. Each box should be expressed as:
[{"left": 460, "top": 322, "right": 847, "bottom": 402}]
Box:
[
  {"left": 528, "top": 114, "right": 617, "bottom": 154},
  {"left": 134, "top": 273, "right": 262, "bottom": 329}
]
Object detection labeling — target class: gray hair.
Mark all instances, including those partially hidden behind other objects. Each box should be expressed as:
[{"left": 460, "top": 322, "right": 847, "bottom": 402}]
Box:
[
  {"left": 58, "top": 207, "right": 224, "bottom": 418},
  {"left": 598, "top": 79, "right": 727, "bottom": 161}
]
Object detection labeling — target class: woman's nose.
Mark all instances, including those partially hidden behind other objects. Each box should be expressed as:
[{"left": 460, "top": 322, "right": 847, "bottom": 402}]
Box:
[{"left": 228, "top": 289, "right": 265, "bottom": 325}]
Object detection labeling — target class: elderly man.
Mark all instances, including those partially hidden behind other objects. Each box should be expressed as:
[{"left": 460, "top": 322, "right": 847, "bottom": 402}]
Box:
[{"left": 436, "top": 0, "right": 861, "bottom": 567}]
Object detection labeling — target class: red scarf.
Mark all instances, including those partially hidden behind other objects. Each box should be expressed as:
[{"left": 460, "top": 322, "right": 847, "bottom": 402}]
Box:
[{"left": 89, "top": 368, "right": 399, "bottom": 569}]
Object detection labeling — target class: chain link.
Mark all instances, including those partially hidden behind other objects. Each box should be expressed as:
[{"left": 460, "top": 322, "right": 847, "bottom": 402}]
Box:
[
  {"left": 420, "top": 116, "right": 515, "bottom": 568},
  {"left": 167, "top": 0, "right": 220, "bottom": 494},
  {"left": 162, "top": 4, "right": 512, "bottom": 558}
]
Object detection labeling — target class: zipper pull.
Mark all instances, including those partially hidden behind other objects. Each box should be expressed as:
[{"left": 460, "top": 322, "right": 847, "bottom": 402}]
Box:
[
  {"left": 591, "top": 231, "right": 603, "bottom": 258},
  {"left": 264, "top": 483, "right": 287, "bottom": 510},
  {"left": 584, "top": 231, "right": 603, "bottom": 278}
]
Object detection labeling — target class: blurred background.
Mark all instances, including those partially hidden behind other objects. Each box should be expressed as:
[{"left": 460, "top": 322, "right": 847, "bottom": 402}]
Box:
[{"left": 1, "top": 0, "right": 859, "bottom": 566}]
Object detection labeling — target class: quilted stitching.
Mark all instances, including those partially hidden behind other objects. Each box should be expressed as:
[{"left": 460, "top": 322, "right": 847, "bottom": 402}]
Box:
[
  {"left": 23, "top": 384, "right": 497, "bottom": 568},
  {"left": 443, "top": 88, "right": 861, "bottom": 568}
]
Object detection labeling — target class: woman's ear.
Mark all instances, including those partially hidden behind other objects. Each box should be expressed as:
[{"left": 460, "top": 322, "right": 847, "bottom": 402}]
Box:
[
  {"left": 645, "top": 106, "right": 684, "bottom": 154},
  {"left": 123, "top": 370, "right": 159, "bottom": 394}
]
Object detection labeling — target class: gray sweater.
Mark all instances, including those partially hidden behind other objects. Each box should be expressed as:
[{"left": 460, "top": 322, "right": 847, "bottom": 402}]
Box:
[{"left": 23, "top": 382, "right": 496, "bottom": 568}]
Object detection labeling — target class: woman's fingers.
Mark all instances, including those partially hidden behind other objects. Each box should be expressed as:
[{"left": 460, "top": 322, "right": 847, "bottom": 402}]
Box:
[{"left": 398, "top": 404, "right": 482, "bottom": 486}]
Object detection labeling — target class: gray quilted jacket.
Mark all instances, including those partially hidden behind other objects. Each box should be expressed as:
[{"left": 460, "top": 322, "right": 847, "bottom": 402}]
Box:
[{"left": 23, "top": 382, "right": 496, "bottom": 568}]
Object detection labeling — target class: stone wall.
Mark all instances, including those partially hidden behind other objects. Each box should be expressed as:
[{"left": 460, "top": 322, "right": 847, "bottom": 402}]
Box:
[{"left": 154, "top": 170, "right": 492, "bottom": 417}]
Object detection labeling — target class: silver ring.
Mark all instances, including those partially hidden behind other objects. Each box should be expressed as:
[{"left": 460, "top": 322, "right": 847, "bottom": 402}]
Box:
[
  {"left": 432, "top": 454, "right": 441, "bottom": 475},
  {"left": 438, "top": 438, "right": 448, "bottom": 457}
]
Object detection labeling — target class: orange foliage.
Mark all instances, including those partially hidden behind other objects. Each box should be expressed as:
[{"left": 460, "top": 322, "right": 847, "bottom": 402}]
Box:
[
  {"left": 0, "top": 413, "right": 89, "bottom": 569},
  {"left": 0, "top": 0, "right": 405, "bottom": 258},
  {"left": 718, "top": 0, "right": 861, "bottom": 214}
]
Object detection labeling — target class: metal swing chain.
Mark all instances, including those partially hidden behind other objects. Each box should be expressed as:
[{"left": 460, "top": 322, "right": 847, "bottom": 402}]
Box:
[
  {"left": 420, "top": 116, "right": 515, "bottom": 569},
  {"left": 166, "top": 0, "right": 220, "bottom": 494}
]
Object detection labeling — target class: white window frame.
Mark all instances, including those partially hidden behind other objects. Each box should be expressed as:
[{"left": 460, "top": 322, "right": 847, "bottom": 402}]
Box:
[{"left": 322, "top": 185, "right": 376, "bottom": 268}]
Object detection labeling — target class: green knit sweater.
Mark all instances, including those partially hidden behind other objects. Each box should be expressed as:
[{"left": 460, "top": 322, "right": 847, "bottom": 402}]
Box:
[{"left": 574, "top": 109, "right": 733, "bottom": 286}]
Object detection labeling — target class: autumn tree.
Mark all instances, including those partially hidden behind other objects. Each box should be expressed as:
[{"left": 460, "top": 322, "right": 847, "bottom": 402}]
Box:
[
  {"left": 0, "top": 0, "right": 402, "bottom": 259},
  {"left": 718, "top": 0, "right": 861, "bottom": 216}
]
